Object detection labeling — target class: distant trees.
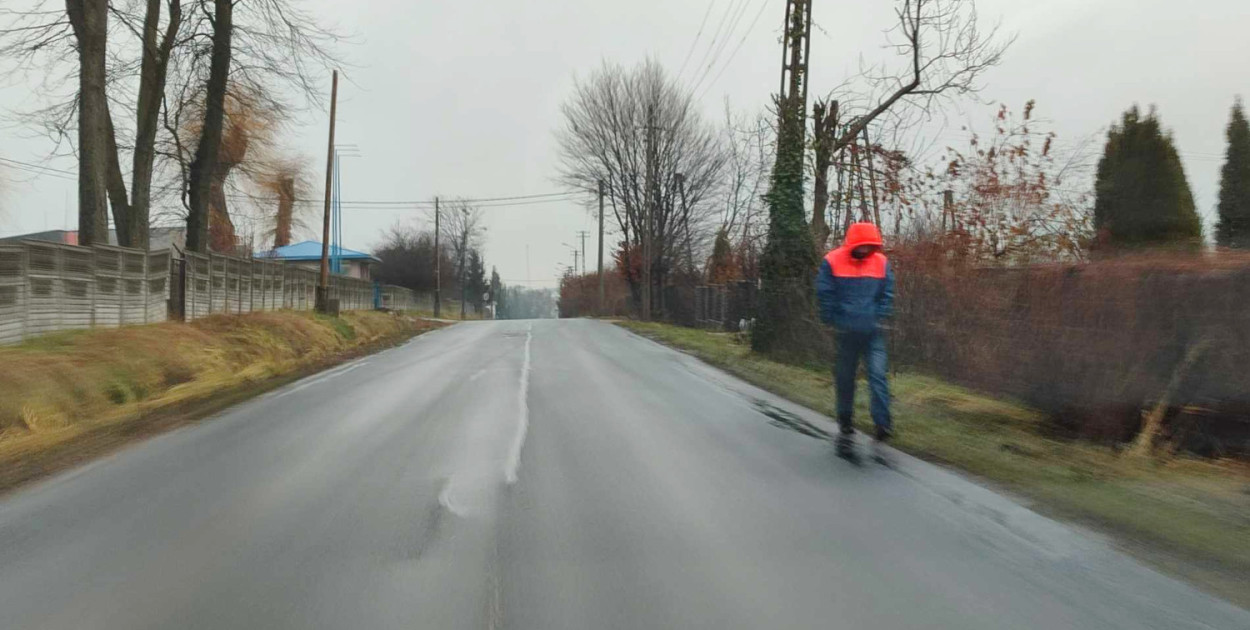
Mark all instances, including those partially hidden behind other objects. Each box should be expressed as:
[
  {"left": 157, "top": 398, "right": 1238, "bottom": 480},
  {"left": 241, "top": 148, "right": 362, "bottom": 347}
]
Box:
[
  {"left": 374, "top": 202, "right": 488, "bottom": 318},
  {"left": 556, "top": 59, "right": 726, "bottom": 317},
  {"left": 498, "top": 287, "right": 557, "bottom": 320},
  {"left": 1216, "top": 98, "right": 1250, "bottom": 249},
  {"left": 715, "top": 107, "right": 772, "bottom": 283},
  {"left": 465, "top": 250, "right": 488, "bottom": 314},
  {"left": 374, "top": 224, "right": 453, "bottom": 296},
  {"left": 1093, "top": 106, "right": 1202, "bottom": 249}
]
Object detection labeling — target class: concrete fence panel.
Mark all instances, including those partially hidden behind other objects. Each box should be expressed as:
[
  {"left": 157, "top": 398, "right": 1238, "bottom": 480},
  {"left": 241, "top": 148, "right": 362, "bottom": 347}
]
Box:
[{"left": 0, "top": 240, "right": 428, "bottom": 344}]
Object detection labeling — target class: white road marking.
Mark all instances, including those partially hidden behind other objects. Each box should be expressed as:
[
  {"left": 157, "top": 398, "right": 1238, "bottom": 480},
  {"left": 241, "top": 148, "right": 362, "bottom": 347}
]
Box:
[
  {"left": 271, "top": 362, "right": 368, "bottom": 400},
  {"left": 504, "top": 324, "right": 533, "bottom": 485}
]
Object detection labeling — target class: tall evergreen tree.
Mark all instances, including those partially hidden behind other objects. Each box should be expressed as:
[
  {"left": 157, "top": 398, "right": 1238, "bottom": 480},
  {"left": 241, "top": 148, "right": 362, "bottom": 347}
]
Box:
[
  {"left": 1093, "top": 106, "right": 1202, "bottom": 249},
  {"left": 1216, "top": 98, "right": 1250, "bottom": 248}
]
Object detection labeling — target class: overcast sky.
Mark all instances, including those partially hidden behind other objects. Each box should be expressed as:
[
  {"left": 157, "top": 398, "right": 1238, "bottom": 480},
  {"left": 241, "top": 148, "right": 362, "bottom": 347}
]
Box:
[{"left": 1, "top": 0, "right": 1247, "bottom": 288}]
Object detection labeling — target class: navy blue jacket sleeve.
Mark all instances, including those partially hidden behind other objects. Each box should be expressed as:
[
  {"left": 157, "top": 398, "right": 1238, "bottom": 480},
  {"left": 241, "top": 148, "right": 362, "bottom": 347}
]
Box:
[
  {"left": 815, "top": 259, "right": 838, "bottom": 325},
  {"left": 876, "top": 263, "right": 895, "bottom": 321}
]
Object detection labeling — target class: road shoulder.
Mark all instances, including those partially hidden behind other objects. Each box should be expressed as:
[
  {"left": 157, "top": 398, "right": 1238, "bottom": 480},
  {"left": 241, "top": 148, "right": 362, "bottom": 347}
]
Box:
[{"left": 614, "top": 320, "right": 1250, "bottom": 610}]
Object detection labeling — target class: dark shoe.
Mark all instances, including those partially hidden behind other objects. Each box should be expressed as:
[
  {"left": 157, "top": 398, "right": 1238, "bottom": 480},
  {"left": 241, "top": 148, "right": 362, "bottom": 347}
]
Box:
[
  {"left": 836, "top": 433, "right": 856, "bottom": 459},
  {"left": 872, "top": 427, "right": 894, "bottom": 466},
  {"left": 874, "top": 426, "right": 894, "bottom": 442}
]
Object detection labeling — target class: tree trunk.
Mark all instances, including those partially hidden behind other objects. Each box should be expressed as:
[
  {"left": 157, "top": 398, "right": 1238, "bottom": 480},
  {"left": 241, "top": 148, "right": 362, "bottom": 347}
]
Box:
[
  {"left": 810, "top": 100, "right": 838, "bottom": 252},
  {"left": 104, "top": 107, "right": 131, "bottom": 245},
  {"left": 862, "top": 126, "right": 882, "bottom": 228},
  {"left": 66, "top": 0, "right": 110, "bottom": 246},
  {"left": 832, "top": 150, "right": 846, "bottom": 241},
  {"left": 186, "top": 0, "right": 234, "bottom": 253},
  {"left": 126, "top": 0, "right": 181, "bottom": 250},
  {"left": 208, "top": 162, "right": 236, "bottom": 253}
]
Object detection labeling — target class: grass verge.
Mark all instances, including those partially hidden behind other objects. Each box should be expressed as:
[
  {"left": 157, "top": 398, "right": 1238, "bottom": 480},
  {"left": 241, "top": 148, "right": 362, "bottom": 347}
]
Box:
[
  {"left": 0, "top": 311, "right": 448, "bottom": 494},
  {"left": 617, "top": 320, "right": 1250, "bottom": 607}
]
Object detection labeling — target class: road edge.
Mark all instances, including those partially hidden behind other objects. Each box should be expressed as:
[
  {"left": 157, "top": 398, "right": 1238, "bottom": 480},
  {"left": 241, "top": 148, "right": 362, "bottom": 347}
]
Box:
[
  {"left": 0, "top": 320, "right": 453, "bottom": 497},
  {"left": 612, "top": 321, "right": 1250, "bottom": 611}
]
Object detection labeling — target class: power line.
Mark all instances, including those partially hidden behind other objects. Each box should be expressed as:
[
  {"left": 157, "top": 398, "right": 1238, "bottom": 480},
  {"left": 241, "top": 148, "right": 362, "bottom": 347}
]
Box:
[
  {"left": 694, "top": 0, "right": 770, "bottom": 101},
  {"left": 688, "top": 0, "right": 750, "bottom": 98},
  {"left": 687, "top": 0, "right": 741, "bottom": 92},
  {"left": 0, "top": 156, "right": 77, "bottom": 181},
  {"left": 312, "top": 191, "right": 582, "bottom": 206},
  {"left": 690, "top": 0, "right": 755, "bottom": 98},
  {"left": 677, "top": 0, "right": 717, "bottom": 81}
]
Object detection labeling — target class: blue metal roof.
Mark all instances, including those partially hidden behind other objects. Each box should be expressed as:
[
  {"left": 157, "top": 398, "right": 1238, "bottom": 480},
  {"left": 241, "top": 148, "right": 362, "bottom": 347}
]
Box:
[{"left": 256, "top": 240, "right": 380, "bottom": 262}]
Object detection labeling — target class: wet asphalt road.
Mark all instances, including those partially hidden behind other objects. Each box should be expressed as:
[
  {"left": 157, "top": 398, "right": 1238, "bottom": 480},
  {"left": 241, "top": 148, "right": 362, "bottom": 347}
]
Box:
[{"left": 0, "top": 319, "right": 1246, "bottom": 629}]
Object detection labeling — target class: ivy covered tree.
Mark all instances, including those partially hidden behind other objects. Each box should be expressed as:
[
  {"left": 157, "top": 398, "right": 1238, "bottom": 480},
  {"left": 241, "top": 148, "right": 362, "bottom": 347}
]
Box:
[
  {"left": 752, "top": 90, "right": 817, "bottom": 355},
  {"left": 1216, "top": 98, "right": 1250, "bottom": 248},
  {"left": 1093, "top": 106, "right": 1202, "bottom": 249}
]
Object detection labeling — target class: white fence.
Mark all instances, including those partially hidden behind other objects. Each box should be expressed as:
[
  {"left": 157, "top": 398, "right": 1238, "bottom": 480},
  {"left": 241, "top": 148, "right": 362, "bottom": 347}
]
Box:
[{"left": 0, "top": 241, "right": 428, "bottom": 345}]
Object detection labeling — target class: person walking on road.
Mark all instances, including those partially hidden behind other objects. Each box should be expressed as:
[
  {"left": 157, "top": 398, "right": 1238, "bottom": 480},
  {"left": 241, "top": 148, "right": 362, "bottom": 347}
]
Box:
[{"left": 815, "top": 222, "right": 895, "bottom": 460}]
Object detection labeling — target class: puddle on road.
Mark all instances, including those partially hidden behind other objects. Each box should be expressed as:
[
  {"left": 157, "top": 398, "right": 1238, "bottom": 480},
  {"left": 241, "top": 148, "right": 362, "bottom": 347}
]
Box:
[{"left": 754, "top": 399, "right": 833, "bottom": 441}]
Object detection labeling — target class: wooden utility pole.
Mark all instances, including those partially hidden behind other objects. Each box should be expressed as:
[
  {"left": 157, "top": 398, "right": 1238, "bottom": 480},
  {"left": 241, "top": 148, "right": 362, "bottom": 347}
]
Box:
[
  {"left": 942, "top": 189, "right": 954, "bottom": 233},
  {"left": 434, "top": 196, "right": 441, "bottom": 317},
  {"left": 316, "top": 69, "right": 338, "bottom": 313},
  {"left": 597, "top": 179, "right": 605, "bottom": 314},
  {"left": 862, "top": 125, "right": 882, "bottom": 228},
  {"left": 833, "top": 149, "right": 847, "bottom": 240},
  {"left": 852, "top": 142, "right": 869, "bottom": 223},
  {"left": 576, "top": 230, "right": 590, "bottom": 276},
  {"left": 459, "top": 206, "right": 468, "bottom": 320},
  {"left": 642, "top": 122, "right": 656, "bottom": 322},
  {"left": 677, "top": 173, "right": 692, "bottom": 272}
]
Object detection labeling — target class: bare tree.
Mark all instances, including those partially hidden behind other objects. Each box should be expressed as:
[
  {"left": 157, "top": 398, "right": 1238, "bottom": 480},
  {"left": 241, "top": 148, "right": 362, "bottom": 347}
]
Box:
[
  {"left": 112, "top": 0, "right": 182, "bottom": 248},
  {"left": 432, "top": 199, "right": 485, "bottom": 319},
  {"left": 0, "top": 0, "right": 343, "bottom": 251},
  {"left": 810, "top": 0, "right": 1010, "bottom": 239},
  {"left": 1, "top": 0, "right": 183, "bottom": 248},
  {"left": 716, "top": 105, "right": 773, "bottom": 280},
  {"left": 557, "top": 59, "right": 726, "bottom": 314},
  {"left": 254, "top": 154, "right": 311, "bottom": 250}
]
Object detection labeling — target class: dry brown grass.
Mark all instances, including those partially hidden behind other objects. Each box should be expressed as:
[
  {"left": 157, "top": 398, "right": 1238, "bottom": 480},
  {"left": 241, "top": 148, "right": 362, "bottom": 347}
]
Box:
[{"left": 0, "top": 311, "right": 443, "bottom": 464}]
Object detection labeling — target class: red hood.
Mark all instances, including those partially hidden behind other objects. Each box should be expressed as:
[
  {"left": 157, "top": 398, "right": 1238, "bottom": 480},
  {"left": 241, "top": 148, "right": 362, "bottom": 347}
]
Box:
[{"left": 843, "top": 222, "right": 883, "bottom": 249}]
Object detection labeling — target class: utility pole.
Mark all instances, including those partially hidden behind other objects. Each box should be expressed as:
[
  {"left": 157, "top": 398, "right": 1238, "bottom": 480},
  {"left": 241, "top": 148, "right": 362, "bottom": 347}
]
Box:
[
  {"left": 642, "top": 120, "right": 656, "bottom": 321},
  {"left": 778, "top": 0, "right": 813, "bottom": 136},
  {"left": 862, "top": 125, "right": 882, "bottom": 228},
  {"left": 597, "top": 180, "right": 605, "bottom": 314},
  {"left": 316, "top": 70, "right": 338, "bottom": 313},
  {"left": 434, "top": 196, "right": 441, "bottom": 318},
  {"left": 460, "top": 206, "right": 468, "bottom": 320},
  {"left": 572, "top": 249, "right": 579, "bottom": 277},
  {"left": 676, "top": 173, "right": 692, "bottom": 272},
  {"left": 576, "top": 230, "right": 590, "bottom": 276},
  {"left": 942, "top": 189, "right": 955, "bottom": 233}
]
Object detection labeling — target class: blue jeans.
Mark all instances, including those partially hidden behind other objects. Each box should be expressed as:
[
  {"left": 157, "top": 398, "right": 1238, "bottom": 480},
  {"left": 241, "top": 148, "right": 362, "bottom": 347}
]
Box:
[{"left": 834, "top": 330, "right": 892, "bottom": 434}]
